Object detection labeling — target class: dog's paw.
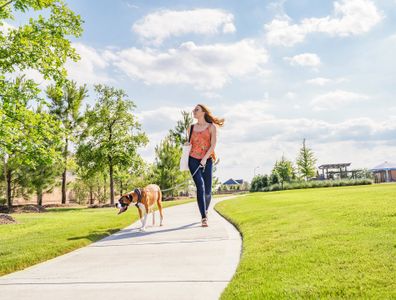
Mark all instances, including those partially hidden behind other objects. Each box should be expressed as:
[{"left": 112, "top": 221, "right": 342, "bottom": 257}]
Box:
[{"left": 139, "top": 227, "right": 146, "bottom": 232}]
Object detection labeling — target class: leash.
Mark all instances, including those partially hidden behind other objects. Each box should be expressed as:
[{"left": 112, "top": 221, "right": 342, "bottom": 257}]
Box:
[{"left": 160, "top": 164, "right": 204, "bottom": 193}]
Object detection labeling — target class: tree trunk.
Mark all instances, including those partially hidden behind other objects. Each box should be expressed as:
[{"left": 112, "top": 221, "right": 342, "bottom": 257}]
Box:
[
  {"left": 37, "top": 189, "right": 43, "bottom": 206},
  {"left": 89, "top": 186, "right": 94, "bottom": 205},
  {"left": 109, "top": 159, "right": 114, "bottom": 205},
  {"left": 61, "top": 138, "right": 68, "bottom": 204},
  {"left": 97, "top": 186, "right": 101, "bottom": 203},
  {"left": 103, "top": 175, "right": 106, "bottom": 204},
  {"left": 4, "top": 163, "right": 12, "bottom": 210}
]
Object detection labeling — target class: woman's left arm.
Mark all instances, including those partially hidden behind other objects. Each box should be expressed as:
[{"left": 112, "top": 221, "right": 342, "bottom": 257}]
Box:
[{"left": 201, "top": 124, "right": 217, "bottom": 166}]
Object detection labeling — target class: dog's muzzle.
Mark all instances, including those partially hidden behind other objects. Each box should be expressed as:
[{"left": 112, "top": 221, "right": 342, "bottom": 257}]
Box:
[{"left": 116, "top": 201, "right": 128, "bottom": 215}]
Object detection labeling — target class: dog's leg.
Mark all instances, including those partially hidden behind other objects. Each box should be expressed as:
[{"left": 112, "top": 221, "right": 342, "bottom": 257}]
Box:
[
  {"left": 157, "top": 190, "right": 164, "bottom": 226},
  {"left": 152, "top": 209, "right": 155, "bottom": 226},
  {"left": 137, "top": 203, "right": 147, "bottom": 231},
  {"left": 137, "top": 205, "right": 143, "bottom": 229}
]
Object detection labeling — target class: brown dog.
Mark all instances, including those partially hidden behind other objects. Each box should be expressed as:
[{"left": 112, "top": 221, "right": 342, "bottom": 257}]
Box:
[{"left": 116, "top": 184, "right": 163, "bottom": 231}]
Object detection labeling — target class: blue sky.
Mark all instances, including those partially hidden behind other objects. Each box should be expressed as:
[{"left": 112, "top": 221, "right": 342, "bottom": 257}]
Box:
[{"left": 7, "top": 0, "right": 396, "bottom": 182}]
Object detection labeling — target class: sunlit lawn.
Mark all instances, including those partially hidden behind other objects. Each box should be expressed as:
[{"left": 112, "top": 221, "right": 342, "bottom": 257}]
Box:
[{"left": 216, "top": 184, "right": 396, "bottom": 299}]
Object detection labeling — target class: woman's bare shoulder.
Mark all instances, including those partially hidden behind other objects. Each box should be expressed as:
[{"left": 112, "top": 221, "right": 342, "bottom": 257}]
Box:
[{"left": 209, "top": 123, "right": 217, "bottom": 132}]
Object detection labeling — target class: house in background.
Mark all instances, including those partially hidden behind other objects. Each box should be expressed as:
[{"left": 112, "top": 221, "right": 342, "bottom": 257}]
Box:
[
  {"left": 222, "top": 178, "right": 245, "bottom": 191},
  {"left": 371, "top": 161, "right": 396, "bottom": 183}
]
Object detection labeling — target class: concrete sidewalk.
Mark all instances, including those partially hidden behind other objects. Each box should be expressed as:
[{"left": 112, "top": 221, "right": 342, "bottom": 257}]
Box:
[{"left": 0, "top": 196, "right": 242, "bottom": 300}]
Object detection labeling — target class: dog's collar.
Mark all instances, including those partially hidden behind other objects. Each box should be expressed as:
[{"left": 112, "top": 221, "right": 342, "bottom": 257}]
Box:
[
  {"left": 134, "top": 188, "right": 142, "bottom": 208},
  {"left": 127, "top": 194, "right": 133, "bottom": 203}
]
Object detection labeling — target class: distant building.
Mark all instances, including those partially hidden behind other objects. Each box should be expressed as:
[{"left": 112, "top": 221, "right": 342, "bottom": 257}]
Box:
[
  {"left": 317, "top": 163, "right": 362, "bottom": 180},
  {"left": 222, "top": 178, "right": 245, "bottom": 190},
  {"left": 371, "top": 161, "right": 396, "bottom": 183}
]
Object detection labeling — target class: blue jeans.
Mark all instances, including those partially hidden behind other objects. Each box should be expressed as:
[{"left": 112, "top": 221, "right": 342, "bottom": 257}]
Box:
[{"left": 188, "top": 156, "right": 213, "bottom": 219}]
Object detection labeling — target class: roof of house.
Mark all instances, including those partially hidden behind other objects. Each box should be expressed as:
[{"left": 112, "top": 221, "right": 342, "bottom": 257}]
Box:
[
  {"left": 223, "top": 178, "right": 243, "bottom": 185},
  {"left": 371, "top": 161, "right": 396, "bottom": 171}
]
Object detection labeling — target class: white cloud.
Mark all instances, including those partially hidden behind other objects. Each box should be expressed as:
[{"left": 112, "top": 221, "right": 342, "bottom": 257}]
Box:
[
  {"left": 306, "top": 77, "right": 347, "bottom": 86},
  {"left": 265, "top": 0, "right": 383, "bottom": 46},
  {"left": 132, "top": 9, "right": 236, "bottom": 45},
  {"left": 285, "top": 92, "right": 296, "bottom": 99},
  {"left": 306, "top": 77, "right": 331, "bottom": 86},
  {"left": 137, "top": 106, "right": 191, "bottom": 134},
  {"left": 66, "top": 43, "right": 113, "bottom": 85},
  {"left": 284, "top": 53, "right": 321, "bottom": 68},
  {"left": 135, "top": 101, "right": 396, "bottom": 181},
  {"left": 104, "top": 39, "right": 269, "bottom": 91},
  {"left": 124, "top": 1, "right": 138, "bottom": 9},
  {"left": 311, "top": 90, "right": 369, "bottom": 111},
  {"left": 265, "top": 17, "right": 307, "bottom": 47}
]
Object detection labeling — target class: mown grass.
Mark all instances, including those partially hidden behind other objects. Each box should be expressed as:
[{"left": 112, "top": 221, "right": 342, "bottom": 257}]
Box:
[
  {"left": 215, "top": 184, "right": 396, "bottom": 299},
  {"left": 0, "top": 198, "right": 193, "bottom": 276}
]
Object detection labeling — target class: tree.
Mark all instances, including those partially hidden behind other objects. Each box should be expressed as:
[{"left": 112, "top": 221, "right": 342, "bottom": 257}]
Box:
[
  {"left": 153, "top": 111, "right": 193, "bottom": 198},
  {"left": 250, "top": 174, "right": 270, "bottom": 192},
  {"left": 1, "top": 0, "right": 83, "bottom": 83},
  {"left": 114, "top": 161, "right": 152, "bottom": 196},
  {"left": 22, "top": 158, "right": 62, "bottom": 206},
  {"left": 1, "top": 0, "right": 83, "bottom": 207},
  {"left": 250, "top": 175, "right": 263, "bottom": 192},
  {"left": 77, "top": 85, "right": 148, "bottom": 205},
  {"left": 153, "top": 135, "right": 186, "bottom": 198},
  {"left": 296, "top": 138, "right": 317, "bottom": 181},
  {"left": 270, "top": 172, "right": 280, "bottom": 185},
  {"left": 1, "top": 77, "right": 64, "bottom": 207},
  {"left": 47, "top": 80, "right": 87, "bottom": 204},
  {"left": 169, "top": 110, "right": 193, "bottom": 145},
  {"left": 272, "top": 155, "right": 295, "bottom": 189}
]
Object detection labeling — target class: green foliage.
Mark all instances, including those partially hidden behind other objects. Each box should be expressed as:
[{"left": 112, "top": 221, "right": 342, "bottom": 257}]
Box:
[
  {"left": 260, "top": 179, "right": 373, "bottom": 192},
  {"left": 271, "top": 155, "right": 295, "bottom": 185},
  {"left": 1, "top": 0, "right": 83, "bottom": 206},
  {"left": 270, "top": 171, "right": 280, "bottom": 185},
  {"left": 169, "top": 110, "right": 193, "bottom": 145},
  {"left": 153, "top": 135, "right": 187, "bottom": 197},
  {"left": 47, "top": 80, "right": 87, "bottom": 138},
  {"left": 1, "top": 0, "right": 83, "bottom": 82},
  {"left": 47, "top": 80, "right": 87, "bottom": 203},
  {"left": 250, "top": 174, "right": 270, "bottom": 192},
  {"left": 353, "top": 168, "right": 374, "bottom": 180},
  {"left": 1, "top": 77, "right": 64, "bottom": 206},
  {"left": 76, "top": 84, "right": 148, "bottom": 203},
  {"left": 296, "top": 138, "right": 317, "bottom": 180}
]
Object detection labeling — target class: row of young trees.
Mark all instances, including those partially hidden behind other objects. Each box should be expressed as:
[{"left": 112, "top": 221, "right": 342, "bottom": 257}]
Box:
[
  {"left": 0, "top": 0, "right": 200, "bottom": 207},
  {"left": 251, "top": 139, "right": 317, "bottom": 191},
  {"left": 1, "top": 0, "right": 84, "bottom": 207}
]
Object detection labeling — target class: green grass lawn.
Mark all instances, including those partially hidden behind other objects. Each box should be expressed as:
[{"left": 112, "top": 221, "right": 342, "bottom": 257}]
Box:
[
  {"left": 0, "top": 198, "right": 193, "bottom": 276},
  {"left": 215, "top": 184, "right": 396, "bottom": 299}
]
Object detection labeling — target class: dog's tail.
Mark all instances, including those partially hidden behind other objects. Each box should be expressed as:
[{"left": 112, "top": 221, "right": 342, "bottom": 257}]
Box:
[{"left": 156, "top": 188, "right": 164, "bottom": 225}]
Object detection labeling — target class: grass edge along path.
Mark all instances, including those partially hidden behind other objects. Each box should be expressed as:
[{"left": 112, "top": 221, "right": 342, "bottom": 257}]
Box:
[
  {"left": 215, "top": 184, "right": 396, "bottom": 300},
  {"left": 0, "top": 198, "right": 194, "bottom": 276}
]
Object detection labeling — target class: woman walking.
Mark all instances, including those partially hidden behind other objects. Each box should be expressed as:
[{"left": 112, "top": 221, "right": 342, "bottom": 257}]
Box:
[{"left": 188, "top": 104, "right": 224, "bottom": 227}]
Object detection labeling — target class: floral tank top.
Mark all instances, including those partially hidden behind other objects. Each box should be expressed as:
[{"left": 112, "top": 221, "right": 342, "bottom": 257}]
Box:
[{"left": 189, "top": 125, "right": 215, "bottom": 160}]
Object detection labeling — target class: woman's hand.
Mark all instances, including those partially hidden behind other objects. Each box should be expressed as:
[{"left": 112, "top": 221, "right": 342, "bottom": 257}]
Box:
[{"left": 200, "top": 157, "right": 207, "bottom": 167}]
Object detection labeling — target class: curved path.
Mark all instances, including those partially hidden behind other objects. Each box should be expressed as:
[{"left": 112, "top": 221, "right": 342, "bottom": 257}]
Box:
[{"left": 0, "top": 196, "right": 242, "bottom": 300}]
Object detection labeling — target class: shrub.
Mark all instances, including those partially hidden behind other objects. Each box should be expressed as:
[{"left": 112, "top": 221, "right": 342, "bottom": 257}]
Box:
[{"left": 257, "top": 179, "right": 373, "bottom": 193}]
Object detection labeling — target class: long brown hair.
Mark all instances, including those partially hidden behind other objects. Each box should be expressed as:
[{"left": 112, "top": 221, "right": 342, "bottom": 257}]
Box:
[{"left": 197, "top": 104, "right": 225, "bottom": 127}]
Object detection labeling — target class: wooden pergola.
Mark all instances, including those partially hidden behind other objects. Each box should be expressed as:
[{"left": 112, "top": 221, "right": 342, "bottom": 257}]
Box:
[{"left": 318, "top": 163, "right": 355, "bottom": 180}]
